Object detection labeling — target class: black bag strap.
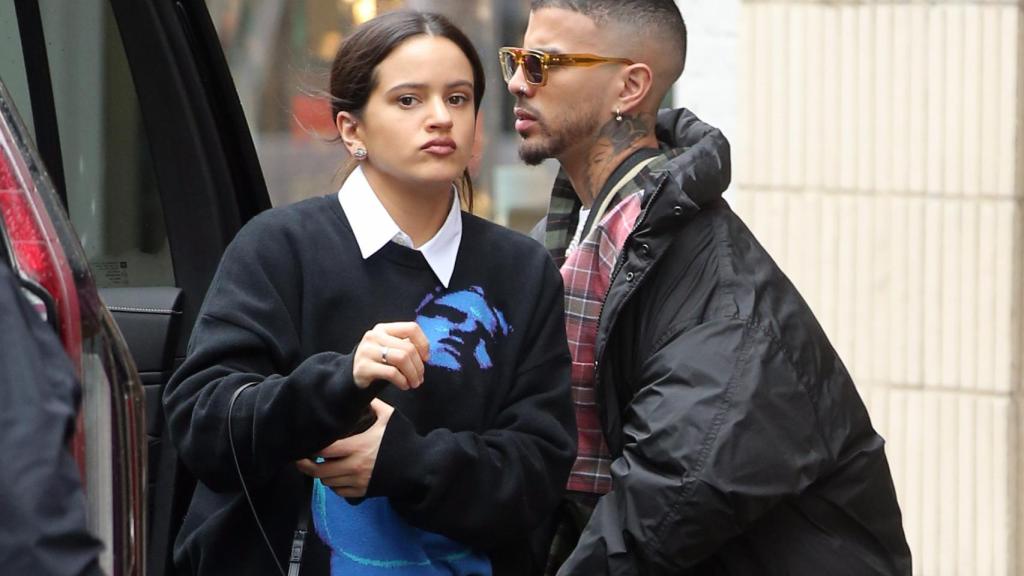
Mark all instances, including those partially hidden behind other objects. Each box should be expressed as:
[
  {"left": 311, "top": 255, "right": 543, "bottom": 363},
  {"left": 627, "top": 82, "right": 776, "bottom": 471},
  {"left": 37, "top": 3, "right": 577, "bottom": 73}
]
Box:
[
  {"left": 230, "top": 382, "right": 316, "bottom": 576},
  {"left": 287, "top": 502, "right": 311, "bottom": 576}
]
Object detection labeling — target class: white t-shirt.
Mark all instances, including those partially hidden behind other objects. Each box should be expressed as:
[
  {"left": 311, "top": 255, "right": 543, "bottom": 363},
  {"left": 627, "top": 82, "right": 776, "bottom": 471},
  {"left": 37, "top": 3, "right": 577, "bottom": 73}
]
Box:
[{"left": 566, "top": 207, "right": 592, "bottom": 258}]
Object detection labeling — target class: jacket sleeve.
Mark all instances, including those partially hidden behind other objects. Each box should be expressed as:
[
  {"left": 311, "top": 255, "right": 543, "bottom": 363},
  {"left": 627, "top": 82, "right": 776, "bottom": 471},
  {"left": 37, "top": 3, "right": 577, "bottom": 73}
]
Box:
[
  {"left": 559, "top": 319, "right": 833, "bottom": 574},
  {"left": 366, "top": 259, "right": 576, "bottom": 551},
  {"left": 0, "top": 265, "right": 103, "bottom": 576},
  {"left": 164, "top": 222, "right": 376, "bottom": 492}
]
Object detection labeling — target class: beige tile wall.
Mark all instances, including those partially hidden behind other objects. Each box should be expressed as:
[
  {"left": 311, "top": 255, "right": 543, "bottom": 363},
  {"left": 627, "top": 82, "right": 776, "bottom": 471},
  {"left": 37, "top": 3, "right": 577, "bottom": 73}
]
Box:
[{"left": 736, "top": 1, "right": 1022, "bottom": 574}]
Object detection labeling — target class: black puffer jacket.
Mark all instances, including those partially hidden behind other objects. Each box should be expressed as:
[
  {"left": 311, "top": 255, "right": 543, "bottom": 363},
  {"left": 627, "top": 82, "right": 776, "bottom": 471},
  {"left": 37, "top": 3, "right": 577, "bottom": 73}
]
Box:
[{"left": 551, "top": 109, "right": 912, "bottom": 575}]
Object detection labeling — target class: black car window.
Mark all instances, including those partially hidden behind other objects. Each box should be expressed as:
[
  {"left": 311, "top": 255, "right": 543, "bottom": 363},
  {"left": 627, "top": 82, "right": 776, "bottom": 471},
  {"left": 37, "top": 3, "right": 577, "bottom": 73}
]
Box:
[
  {"left": 0, "top": 2, "right": 34, "bottom": 135},
  {"left": 4, "top": 0, "right": 175, "bottom": 289}
]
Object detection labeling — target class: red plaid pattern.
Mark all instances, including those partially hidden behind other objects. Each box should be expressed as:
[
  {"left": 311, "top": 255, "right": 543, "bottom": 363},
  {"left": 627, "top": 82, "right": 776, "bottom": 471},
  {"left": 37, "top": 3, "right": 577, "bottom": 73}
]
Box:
[{"left": 561, "top": 192, "right": 644, "bottom": 494}]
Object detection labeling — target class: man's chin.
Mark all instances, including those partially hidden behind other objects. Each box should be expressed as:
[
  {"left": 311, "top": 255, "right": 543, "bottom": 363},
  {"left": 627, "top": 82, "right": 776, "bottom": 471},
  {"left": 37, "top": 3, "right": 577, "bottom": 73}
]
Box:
[{"left": 518, "top": 141, "right": 554, "bottom": 166}]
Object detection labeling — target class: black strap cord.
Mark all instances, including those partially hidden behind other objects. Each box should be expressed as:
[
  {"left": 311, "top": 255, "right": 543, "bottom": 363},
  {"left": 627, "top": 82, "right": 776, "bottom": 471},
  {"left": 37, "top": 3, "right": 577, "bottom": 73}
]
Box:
[
  {"left": 229, "top": 382, "right": 311, "bottom": 576},
  {"left": 287, "top": 505, "right": 311, "bottom": 576},
  {"left": 228, "top": 379, "right": 387, "bottom": 575}
]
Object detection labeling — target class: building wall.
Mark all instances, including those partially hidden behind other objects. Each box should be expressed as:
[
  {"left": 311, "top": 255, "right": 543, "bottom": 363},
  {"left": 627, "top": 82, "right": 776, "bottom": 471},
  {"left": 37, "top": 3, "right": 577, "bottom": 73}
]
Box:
[
  {"left": 723, "top": 1, "right": 1022, "bottom": 573},
  {"left": 674, "top": 0, "right": 740, "bottom": 191}
]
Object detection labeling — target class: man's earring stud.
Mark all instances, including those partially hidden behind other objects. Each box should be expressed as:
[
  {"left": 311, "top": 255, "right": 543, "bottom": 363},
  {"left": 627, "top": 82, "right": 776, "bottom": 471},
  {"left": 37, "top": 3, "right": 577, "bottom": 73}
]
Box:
[
  {"left": 615, "top": 108, "right": 623, "bottom": 122},
  {"left": 353, "top": 147, "right": 368, "bottom": 160}
]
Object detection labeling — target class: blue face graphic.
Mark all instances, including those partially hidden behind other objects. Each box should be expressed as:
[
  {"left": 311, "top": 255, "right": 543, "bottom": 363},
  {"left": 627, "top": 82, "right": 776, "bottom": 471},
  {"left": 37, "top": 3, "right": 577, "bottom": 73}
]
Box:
[
  {"left": 308, "top": 287, "right": 508, "bottom": 575},
  {"left": 415, "top": 286, "right": 510, "bottom": 372}
]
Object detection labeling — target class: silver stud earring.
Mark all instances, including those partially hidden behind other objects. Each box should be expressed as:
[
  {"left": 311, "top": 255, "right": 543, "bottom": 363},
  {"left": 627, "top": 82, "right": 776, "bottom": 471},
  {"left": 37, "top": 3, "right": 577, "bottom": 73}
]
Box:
[
  {"left": 353, "top": 147, "right": 368, "bottom": 160},
  {"left": 615, "top": 108, "right": 623, "bottom": 122}
]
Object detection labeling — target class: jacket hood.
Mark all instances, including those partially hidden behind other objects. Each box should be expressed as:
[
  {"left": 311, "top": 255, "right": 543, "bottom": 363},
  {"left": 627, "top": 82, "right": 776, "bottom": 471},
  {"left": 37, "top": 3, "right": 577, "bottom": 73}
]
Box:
[
  {"left": 654, "top": 108, "right": 731, "bottom": 207},
  {"left": 638, "top": 108, "right": 732, "bottom": 241}
]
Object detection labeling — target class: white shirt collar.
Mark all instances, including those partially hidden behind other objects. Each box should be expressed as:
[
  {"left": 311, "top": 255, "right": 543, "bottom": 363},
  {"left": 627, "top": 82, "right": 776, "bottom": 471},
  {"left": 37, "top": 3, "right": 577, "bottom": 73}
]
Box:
[{"left": 338, "top": 166, "right": 462, "bottom": 287}]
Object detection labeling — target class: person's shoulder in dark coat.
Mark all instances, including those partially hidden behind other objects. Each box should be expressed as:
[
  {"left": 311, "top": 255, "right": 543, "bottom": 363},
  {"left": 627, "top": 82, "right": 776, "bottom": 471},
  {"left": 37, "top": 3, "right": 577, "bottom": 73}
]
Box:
[{"left": 0, "top": 261, "right": 103, "bottom": 575}]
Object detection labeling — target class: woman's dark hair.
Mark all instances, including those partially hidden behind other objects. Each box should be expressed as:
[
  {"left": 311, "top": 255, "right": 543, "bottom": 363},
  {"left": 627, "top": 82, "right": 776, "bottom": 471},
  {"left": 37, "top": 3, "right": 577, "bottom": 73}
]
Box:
[{"left": 329, "top": 11, "right": 485, "bottom": 210}]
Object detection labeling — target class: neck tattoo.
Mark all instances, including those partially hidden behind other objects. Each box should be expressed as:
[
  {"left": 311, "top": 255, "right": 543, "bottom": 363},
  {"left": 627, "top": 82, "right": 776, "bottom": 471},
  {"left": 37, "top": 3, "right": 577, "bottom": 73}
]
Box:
[{"left": 579, "top": 113, "right": 651, "bottom": 202}]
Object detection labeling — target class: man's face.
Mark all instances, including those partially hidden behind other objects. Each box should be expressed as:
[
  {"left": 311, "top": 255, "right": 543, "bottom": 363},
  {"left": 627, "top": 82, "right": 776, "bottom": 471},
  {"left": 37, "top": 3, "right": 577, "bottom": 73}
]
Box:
[{"left": 509, "top": 8, "right": 618, "bottom": 165}]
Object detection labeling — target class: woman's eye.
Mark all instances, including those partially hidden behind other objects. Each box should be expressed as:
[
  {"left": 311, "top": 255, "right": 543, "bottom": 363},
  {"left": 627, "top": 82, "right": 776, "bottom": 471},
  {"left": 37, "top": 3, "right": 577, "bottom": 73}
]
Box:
[
  {"left": 448, "top": 94, "right": 469, "bottom": 106},
  {"left": 398, "top": 96, "right": 418, "bottom": 107}
]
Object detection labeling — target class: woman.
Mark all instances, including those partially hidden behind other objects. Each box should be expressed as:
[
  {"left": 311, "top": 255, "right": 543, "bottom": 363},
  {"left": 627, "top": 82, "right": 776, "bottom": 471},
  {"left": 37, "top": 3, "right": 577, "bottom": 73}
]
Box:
[{"left": 164, "top": 11, "right": 575, "bottom": 576}]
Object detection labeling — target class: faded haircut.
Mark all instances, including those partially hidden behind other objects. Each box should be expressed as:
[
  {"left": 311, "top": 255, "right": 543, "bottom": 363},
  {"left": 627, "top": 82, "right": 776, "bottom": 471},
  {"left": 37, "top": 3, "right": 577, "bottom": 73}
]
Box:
[{"left": 530, "top": 0, "right": 687, "bottom": 77}]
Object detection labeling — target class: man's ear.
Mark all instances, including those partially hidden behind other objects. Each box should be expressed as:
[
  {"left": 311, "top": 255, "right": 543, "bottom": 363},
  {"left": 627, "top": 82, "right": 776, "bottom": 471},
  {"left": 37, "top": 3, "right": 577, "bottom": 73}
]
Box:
[
  {"left": 336, "top": 111, "right": 365, "bottom": 155},
  {"left": 617, "top": 63, "right": 654, "bottom": 116}
]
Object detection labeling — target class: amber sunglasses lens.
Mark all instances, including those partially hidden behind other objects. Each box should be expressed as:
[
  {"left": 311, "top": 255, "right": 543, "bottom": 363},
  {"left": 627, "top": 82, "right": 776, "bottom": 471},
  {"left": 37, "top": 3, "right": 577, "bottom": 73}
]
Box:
[
  {"left": 499, "top": 51, "right": 517, "bottom": 83},
  {"left": 500, "top": 50, "right": 546, "bottom": 85},
  {"left": 521, "top": 52, "right": 545, "bottom": 84}
]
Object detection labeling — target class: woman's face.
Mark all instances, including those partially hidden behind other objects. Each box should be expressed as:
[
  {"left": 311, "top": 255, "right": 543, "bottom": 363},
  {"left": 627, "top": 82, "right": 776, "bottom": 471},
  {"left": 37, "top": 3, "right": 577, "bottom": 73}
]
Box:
[{"left": 356, "top": 35, "right": 477, "bottom": 190}]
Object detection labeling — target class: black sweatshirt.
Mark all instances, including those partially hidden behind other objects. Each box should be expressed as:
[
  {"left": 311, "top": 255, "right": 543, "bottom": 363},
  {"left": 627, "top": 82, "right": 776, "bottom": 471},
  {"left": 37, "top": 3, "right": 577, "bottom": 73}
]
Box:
[{"left": 164, "top": 195, "right": 575, "bottom": 575}]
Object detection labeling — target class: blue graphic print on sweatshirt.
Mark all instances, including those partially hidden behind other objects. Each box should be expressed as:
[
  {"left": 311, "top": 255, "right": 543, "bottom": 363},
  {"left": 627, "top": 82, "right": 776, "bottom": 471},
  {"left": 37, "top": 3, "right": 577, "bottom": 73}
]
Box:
[
  {"left": 415, "top": 286, "right": 511, "bottom": 372},
  {"left": 312, "top": 483, "right": 491, "bottom": 575},
  {"left": 312, "top": 286, "right": 509, "bottom": 575}
]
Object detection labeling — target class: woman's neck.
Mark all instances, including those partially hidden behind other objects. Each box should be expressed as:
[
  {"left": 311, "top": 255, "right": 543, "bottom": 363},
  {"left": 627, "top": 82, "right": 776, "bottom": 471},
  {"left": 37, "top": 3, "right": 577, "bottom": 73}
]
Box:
[{"left": 361, "top": 165, "right": 454, "bottom": 248}]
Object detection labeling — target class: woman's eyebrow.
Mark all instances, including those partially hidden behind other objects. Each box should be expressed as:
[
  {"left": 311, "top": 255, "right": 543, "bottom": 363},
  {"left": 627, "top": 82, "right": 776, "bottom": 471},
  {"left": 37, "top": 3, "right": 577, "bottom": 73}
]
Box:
[{"left": 385, "top": 80, "right": 473, "bottom": 94}]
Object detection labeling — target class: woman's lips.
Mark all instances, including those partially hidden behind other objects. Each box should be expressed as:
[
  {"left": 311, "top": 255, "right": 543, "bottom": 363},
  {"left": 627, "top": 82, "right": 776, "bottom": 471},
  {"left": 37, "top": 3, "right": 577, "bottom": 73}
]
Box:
[{"left": 422, "top": 138, "right": 457, "bottom": 156}]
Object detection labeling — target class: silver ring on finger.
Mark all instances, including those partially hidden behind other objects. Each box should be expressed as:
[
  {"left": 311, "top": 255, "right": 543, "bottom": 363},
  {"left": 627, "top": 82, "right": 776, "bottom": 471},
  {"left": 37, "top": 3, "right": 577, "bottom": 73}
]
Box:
[{"left": 380, "top": 345, "right": 390, "bottom": 365}]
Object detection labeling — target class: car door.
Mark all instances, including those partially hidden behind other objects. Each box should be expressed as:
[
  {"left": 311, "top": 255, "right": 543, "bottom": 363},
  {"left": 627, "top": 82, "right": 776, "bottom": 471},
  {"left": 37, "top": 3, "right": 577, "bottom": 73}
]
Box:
[{"left": 0, "top": 1, "right": 270, "bottom": 574}]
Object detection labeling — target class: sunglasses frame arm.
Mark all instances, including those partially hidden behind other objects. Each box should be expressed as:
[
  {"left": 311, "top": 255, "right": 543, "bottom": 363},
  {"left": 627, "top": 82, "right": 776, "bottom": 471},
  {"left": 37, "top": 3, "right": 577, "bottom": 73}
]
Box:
[
  {"left": 546, "top": 53, "right": 635, "bottom": 67},
  {"left": 498, "top": 48, "right": 635, "bottom": 86}
]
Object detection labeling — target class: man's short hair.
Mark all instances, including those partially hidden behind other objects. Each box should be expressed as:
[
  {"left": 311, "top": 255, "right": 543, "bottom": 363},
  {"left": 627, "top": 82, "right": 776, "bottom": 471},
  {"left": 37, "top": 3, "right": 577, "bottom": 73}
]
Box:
[{"left": 530, "top": 0, "right": 687, "bottom": 76}]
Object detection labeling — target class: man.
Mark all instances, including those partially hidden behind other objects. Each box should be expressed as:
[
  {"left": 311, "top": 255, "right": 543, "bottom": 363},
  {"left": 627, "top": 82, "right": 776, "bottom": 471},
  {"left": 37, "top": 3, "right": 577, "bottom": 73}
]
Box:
[
  {"left": 501, "top": 1, "right": 912, "bottom": 574},
  {"left": 0, "top": 260, "right": 103, "bottom": 575}
]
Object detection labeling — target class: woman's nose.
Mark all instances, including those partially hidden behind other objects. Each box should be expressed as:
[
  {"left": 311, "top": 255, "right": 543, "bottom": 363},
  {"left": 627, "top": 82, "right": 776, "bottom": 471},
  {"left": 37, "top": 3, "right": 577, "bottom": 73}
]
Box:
[{"left": 428, "top": 98, "right": 454, "bottom": 129}]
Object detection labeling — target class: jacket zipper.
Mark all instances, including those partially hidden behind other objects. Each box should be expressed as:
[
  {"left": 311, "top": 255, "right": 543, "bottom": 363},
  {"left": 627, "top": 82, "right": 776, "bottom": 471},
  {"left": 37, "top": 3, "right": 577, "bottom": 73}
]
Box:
[{"left": 593, "top": 173, "right": 670, "bottom": 376}]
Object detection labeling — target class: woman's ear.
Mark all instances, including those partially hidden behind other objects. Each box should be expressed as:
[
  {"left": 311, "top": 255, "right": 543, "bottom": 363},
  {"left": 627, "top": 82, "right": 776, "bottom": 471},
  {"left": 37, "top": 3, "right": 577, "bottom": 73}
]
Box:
[
  {"left": 336, "top": 111, "right": 364, "bottom": 155},
  {"left": 617, "top": 63, "right": 654, "bottom": 116}
]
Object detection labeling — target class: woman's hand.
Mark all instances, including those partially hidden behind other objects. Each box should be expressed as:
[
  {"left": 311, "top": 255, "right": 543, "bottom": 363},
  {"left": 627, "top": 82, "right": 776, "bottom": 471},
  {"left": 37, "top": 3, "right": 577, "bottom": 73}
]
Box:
[
  {"left": 295, "top": 399, "right": 395, "bottom": 498},
  {"left": 352, "top": 322, "right": 430, "bottom": 390}
]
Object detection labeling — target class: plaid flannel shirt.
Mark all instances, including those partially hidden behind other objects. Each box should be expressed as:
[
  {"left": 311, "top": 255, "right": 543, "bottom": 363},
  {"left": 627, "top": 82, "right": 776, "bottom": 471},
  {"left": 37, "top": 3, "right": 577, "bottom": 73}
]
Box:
[
  {"left": 560, "top": 191, "right": 644, "bottom": 493},
  {"left": 543, "top": 152, "right": 680, "bottom": 494},
  {"left": 542, "top": 150, "right": 670, "bottom": 493}
]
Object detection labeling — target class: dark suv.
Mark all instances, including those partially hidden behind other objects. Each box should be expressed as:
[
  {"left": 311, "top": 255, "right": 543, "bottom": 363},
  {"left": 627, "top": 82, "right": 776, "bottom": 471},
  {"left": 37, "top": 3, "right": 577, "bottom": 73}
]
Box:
[{"left": 0, "top": 1, "right": 272, "bottom": 574}]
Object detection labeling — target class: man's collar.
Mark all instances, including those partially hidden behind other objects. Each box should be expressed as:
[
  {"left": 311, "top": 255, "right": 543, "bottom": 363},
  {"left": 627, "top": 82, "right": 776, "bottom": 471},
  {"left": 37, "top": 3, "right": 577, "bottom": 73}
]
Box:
[
  {"left": 542, "top": 149, "right": 665, "bottom": 267},
  {"left": 540, "top": 108, "right": 732, "bottom": 266},
  {"left": 338, "top": 166, "right": 461, "bottom": 287},
  {"left": 599, "top": 147, "right": 663, "bottom": 202},
  {"left": 579, "top": 147, "right": 662, "bottom": 236}
]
